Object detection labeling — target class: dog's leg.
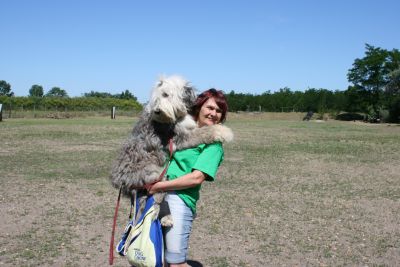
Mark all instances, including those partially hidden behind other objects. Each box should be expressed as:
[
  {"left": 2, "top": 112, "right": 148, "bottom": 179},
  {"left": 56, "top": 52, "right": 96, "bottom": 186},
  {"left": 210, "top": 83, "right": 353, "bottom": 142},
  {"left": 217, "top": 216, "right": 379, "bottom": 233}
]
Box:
[
  {"left": 152, "top": 192, "right": 173, "bottom": 226},
  {"left": 151, "top": 192, "right": 164, "bottom": 221},
  {"left": 135, "top": 192, "right": 148, "bottom": 225},
  {"left": 175, "top": 124, "right": 233, "bottom": 150},
  {"left": 158, "top": 199, "right": 173, "bottom": 226}
]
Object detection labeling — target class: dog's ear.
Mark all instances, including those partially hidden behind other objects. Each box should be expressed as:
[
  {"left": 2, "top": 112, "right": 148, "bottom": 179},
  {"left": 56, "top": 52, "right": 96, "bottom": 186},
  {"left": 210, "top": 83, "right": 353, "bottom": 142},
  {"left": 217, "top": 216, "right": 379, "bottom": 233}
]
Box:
[
  {"left": 156, "top": 75, "right": 166, "bottom": 87},
  {"left": 156, "top": 80, "right": 163, "bottom": 88},
  {"left": 183, "top": 85, "right": 196, "bottom": 108}
]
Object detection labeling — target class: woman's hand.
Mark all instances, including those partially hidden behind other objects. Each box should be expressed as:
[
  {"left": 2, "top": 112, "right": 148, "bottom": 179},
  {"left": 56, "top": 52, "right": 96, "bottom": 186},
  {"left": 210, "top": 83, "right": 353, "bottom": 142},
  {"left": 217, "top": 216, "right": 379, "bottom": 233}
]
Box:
[
  {"left": 148, "top": 181, "right": 164, "bottom": 195},
  {"left": 147, "top": 170, "right": 207, "bottom": 194}
]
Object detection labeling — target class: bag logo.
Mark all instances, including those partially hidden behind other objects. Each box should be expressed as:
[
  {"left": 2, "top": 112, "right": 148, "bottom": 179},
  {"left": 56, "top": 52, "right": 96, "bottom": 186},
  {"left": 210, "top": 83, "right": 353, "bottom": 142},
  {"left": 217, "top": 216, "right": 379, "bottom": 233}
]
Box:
[{"left": 134, "top": 248, "right": 146, "bottom": 261}]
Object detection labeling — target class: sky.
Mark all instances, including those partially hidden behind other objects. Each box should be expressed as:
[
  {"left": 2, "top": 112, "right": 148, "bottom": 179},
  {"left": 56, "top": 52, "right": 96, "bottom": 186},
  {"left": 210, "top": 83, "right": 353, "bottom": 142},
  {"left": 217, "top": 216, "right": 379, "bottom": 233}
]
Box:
[{"left": 1, "top": 0, "right": 399, "bottom": 103}]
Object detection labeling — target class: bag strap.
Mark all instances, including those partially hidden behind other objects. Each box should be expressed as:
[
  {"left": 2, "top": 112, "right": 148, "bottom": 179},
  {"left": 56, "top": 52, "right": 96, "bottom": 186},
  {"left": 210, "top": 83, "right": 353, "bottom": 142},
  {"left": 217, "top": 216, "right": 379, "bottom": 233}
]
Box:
[{"left": 108, "top": 138, "right": 173, "bottom": 265}]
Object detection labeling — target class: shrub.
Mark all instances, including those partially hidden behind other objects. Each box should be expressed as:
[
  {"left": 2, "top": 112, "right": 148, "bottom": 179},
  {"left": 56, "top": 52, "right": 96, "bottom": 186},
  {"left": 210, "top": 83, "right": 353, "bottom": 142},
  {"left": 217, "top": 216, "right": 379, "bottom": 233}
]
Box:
[{"left": 335, "top": 112, "right": 365, "bottom": 121}]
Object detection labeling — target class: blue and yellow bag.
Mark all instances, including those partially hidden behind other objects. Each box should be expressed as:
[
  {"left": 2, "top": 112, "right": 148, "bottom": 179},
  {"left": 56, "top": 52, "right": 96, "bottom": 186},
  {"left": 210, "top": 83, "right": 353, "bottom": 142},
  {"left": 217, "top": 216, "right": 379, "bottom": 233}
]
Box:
[{"left": 117, "top": 195, "right": 164, "bottom": 267}]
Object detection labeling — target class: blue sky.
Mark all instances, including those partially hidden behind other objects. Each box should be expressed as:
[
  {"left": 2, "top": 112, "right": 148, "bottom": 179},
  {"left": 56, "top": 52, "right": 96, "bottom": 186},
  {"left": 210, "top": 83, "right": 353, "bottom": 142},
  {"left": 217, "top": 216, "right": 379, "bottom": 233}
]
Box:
[{"left": 1, "top": 0, "right": 399, "bottom": 103}]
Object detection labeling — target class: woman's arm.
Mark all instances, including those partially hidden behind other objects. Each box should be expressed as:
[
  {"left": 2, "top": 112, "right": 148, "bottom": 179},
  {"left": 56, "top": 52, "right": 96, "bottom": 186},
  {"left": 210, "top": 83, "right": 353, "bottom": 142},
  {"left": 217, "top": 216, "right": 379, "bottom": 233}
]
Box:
[{"left": 148, "top": 170, "right": 206, "bottom": 194}]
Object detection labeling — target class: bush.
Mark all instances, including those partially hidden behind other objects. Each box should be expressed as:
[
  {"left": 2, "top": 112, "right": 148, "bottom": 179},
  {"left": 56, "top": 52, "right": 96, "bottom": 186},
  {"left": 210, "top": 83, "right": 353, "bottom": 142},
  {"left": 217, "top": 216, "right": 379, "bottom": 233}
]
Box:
[
  {"left": 335, "top": 112, "right": 365, "bottom": 121},
  {"left": 388, "top": 96, "right": 400, "bottom": 123},
  {"left": 379, "top": 109, "right": 390, "bottom": 123}
]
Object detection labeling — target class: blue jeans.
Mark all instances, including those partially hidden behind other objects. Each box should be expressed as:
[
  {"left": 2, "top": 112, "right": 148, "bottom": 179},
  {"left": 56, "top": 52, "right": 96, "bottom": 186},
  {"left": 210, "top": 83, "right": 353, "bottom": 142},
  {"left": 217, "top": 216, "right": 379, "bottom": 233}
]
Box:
[{"left": 164, "top": 192, "right": 194, "bottom": 264}]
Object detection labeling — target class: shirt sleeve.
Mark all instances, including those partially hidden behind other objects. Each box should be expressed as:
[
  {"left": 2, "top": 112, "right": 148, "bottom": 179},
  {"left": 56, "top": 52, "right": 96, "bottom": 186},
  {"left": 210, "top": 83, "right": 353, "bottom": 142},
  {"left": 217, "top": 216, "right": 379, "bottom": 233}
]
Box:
[{"left": 192, "top": 142, "right": 224, "bottom": 181}]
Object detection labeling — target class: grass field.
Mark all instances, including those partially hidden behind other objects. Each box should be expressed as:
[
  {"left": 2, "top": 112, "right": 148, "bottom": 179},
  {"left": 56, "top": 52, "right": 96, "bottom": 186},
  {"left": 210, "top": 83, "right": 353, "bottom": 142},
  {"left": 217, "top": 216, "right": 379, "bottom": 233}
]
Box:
[{"left": 0, "top": 114, "right": 399, "bottom": 266}]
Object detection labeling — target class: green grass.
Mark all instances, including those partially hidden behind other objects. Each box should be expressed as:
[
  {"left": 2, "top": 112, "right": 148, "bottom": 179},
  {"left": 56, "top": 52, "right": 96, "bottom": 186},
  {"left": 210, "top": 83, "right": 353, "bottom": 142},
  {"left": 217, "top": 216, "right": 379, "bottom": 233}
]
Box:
[{"left": 0, "top": 115, "right": 399, "bottom": 266}]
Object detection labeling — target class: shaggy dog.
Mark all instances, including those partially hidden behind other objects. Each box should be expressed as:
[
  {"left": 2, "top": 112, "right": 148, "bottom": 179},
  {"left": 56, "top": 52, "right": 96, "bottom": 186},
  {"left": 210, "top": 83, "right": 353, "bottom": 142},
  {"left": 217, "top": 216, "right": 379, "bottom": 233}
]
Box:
[{"left": 110, "top": 75, "right": 233, "bottom": 225}]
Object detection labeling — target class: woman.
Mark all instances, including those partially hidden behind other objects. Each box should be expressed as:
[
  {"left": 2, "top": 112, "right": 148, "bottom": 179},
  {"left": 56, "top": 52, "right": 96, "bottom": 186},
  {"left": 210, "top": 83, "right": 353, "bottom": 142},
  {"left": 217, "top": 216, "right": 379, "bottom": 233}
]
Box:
[{"left": 148, "top": 88, "right": 229, "bottom": 267}]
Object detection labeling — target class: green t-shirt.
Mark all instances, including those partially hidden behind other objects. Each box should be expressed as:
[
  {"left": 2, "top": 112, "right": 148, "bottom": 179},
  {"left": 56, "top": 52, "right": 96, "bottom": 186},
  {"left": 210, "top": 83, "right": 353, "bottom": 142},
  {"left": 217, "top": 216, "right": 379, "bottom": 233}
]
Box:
[{"left": 166, "top": 142, "right": 224, "bottom": 214}]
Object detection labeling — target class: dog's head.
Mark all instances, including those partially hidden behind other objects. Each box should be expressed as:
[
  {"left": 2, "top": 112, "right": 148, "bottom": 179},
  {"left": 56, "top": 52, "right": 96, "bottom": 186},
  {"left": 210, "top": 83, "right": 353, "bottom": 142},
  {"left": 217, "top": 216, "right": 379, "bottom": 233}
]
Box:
[{"left": 146, "top": 75, "right": 196, "bottom": 123}]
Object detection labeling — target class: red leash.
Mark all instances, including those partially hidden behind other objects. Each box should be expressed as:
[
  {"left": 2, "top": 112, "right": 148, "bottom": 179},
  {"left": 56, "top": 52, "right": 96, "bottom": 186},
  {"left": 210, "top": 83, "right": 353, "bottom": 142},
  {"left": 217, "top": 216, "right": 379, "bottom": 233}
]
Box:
[
  {"left": 109, "top": 187, "right": 122, "bottom": 265},
  {"left": 109, "top": 139, "right": 173, "bottom": 265}
]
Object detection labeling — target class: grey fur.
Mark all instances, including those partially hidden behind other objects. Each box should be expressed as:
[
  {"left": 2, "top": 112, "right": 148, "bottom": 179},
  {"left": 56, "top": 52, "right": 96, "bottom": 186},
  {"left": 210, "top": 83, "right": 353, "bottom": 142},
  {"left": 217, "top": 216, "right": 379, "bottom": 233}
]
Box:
[{"left": 109, "top": 75, "right": 233, "bottom": 225}]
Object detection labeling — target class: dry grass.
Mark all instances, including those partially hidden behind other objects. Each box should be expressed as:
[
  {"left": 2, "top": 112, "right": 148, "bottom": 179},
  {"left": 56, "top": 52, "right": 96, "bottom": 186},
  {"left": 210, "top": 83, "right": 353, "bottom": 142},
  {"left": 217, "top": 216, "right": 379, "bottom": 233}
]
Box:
[{"left": 0, "top": 115, "right": 399, "bottom": 266}]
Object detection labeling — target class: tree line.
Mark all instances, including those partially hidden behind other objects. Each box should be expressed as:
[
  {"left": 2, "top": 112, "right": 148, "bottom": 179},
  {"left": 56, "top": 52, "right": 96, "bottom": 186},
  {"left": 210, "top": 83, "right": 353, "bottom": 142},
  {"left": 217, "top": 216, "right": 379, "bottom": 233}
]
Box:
[
  {"left": 0, "top": 82, "right": 138, "bottom": 101},
  {"left": 1, "top": 44, "right": 399, "bottom": 122},
  {"left": 0, "top": 83, "right": 142, "bottom": 113},
  {"left": 0, "top": 95, "right": 142, "bottom": 113},
  {"left": 227, "top": 44, "right": 399, "bottom": 122}
]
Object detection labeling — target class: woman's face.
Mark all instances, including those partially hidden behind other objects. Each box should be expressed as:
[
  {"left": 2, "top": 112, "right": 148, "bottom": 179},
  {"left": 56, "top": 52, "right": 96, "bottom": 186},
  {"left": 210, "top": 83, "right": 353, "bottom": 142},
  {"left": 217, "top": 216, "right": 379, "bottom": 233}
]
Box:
[{"left": 197, "top": 97, "right": 223, "bottom": 127}]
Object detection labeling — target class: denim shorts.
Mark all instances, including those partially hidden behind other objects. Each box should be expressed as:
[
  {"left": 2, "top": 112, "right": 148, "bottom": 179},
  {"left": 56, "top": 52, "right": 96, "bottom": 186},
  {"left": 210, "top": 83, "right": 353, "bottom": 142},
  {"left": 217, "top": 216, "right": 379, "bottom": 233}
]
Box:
[{"left": 164, "top": 192, "right": 194, "bottom": 264}]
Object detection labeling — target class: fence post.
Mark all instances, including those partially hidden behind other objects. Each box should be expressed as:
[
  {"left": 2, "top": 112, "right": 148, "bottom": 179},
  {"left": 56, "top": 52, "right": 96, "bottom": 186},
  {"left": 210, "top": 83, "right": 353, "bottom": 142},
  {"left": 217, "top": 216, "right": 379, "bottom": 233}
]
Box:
[
  {"left": 0, "top": 103, "right": 2, "bottom": 122},
  {"left": 111, "top": 106, "right": 116, "bottom": 119}
]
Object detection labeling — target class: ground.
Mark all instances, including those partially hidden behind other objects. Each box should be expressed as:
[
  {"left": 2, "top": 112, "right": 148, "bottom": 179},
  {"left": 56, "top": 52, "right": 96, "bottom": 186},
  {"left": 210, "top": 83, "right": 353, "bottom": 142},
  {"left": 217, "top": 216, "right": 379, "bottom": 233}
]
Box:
[{"left": 0, "top": 114, "right": 399, "bottom": 266}]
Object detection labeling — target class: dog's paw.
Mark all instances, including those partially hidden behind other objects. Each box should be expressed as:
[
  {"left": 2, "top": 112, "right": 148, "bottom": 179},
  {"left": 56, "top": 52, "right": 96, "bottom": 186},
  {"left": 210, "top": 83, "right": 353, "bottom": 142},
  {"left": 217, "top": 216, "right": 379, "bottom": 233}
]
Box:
[
  {"left": 179, "top": 115, "right": 197, "bottom": 130},
  {"left": 160, "top": 215, "right": 174, "bottom": 227},
  {"left": 211, "top": 124, "right": 234, "bottom": 143},
  {"left": 151, "top": 204, "right": 160, "bottom": 221}
]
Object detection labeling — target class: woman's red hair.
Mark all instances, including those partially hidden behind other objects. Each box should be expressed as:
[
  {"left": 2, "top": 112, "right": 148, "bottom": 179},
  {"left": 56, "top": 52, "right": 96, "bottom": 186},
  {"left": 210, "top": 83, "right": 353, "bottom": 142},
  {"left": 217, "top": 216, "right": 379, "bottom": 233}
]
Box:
[{"left": 191, "top": 88, "right": 228, "bottom": 123}]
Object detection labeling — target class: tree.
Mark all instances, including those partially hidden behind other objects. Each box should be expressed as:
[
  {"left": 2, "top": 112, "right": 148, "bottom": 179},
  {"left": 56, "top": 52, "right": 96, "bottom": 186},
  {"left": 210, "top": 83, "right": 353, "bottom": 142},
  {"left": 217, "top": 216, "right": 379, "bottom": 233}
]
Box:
[
  {"left": 302, "top": 88, "right": 320, "bottom": 112},
  {"left": 386, "top": 68, "right": 400, "bottom": 94},
  {"left": 29, "top": 84, "right": 44, "bottom": 97},
  {"left": 118, "top": 90, "right": 137, "bottom": 100},
  {"left": 84, "top": 91, "right": 113, "bottom": 98},
  {"left": 385, "top": 68, "right": 400, "bottom": 122},
  {"left": 46, "top": 87, "right": 68, "bottom": 97},
  {"left": 347, "top": 44, "right": 400, "bottom": 116},
  {"left": 331, "top": 90, "right": 347, "bottom": 112},
  {"left": 0, "top": 80, "right": 14, "bottom": 96},
  {"left": 344, "top": 85, "right": 369, "bottom": 112}
]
